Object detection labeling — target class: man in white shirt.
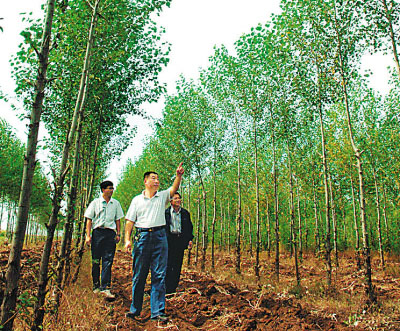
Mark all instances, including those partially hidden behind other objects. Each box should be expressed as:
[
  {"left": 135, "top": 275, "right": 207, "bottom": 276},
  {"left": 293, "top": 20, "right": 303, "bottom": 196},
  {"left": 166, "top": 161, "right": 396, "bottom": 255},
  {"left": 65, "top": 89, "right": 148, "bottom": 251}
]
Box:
[
  {"left": 124, "top": 162, "right": 184, "bottom": 322},
  {"left": 85, "top": 180, "right": 124, "bottom": 299}
]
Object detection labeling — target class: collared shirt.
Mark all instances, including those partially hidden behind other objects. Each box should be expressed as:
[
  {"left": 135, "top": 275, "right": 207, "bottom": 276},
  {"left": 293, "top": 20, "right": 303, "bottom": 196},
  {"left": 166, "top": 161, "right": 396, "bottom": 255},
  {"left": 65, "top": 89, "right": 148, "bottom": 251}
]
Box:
[
  {"left": 84, "top": 196, "right": 124, "bottom": 232},
  {"left": 125, "top": 188, "right": 171, "bottom": 228},
  {"left": 169, "top": 207, "right": 182, "bottom": 234}
]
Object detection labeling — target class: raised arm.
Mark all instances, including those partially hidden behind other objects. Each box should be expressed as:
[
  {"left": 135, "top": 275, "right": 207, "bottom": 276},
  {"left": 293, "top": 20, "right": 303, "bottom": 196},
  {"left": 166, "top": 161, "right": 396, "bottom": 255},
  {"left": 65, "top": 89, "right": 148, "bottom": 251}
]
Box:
[{"left": 170, "top": 162, "right": 184, "bottom": 198}]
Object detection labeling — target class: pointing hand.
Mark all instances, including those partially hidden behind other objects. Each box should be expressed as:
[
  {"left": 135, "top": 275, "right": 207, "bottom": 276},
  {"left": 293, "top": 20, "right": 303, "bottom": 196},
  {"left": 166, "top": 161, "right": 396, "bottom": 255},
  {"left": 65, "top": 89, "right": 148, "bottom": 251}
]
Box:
[{"left": 176, "top": 162, "right": 184, "bottom": 176}]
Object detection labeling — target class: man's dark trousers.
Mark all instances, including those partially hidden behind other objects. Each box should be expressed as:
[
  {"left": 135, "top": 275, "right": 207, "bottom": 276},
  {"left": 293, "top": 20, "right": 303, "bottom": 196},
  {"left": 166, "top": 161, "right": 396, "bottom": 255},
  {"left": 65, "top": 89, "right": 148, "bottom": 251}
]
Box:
[
  {"left": 91, "top": 227, "right": 116, "bottom": 290},
  {"left": 166, "top": 235, "right": 186, "bottom": 293}
]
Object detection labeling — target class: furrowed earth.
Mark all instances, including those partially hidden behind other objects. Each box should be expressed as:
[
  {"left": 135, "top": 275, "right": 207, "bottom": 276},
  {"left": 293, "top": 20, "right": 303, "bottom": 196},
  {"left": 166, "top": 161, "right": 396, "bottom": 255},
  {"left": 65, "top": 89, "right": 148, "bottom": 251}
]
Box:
[{"left": 1, "top": 244, "right": 399, "bottom": 330}]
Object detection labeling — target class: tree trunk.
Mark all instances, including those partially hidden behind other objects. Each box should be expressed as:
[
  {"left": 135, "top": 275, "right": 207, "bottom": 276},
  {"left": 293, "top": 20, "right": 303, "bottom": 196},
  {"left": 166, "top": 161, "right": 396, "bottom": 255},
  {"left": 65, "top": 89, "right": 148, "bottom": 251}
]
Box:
[
  {"left": 287, "top": 145, "right": 300, "bottom": 286},
  {"left": 312, "top": 176, "right": 320, "bottom": 254},
  {"left": 6, "top": 201, "right": 12, "bottom": 240},
  {"left": 54, "top": 98, "right": 86, "bottom": 309},
  {"left": 211, "top": 170, "right": 216, "bottom": 270},
  {"left": 196, "top": 164, "right": 207, "bottom": 271},
  {"left": 317, "top": 97, "right": 332, "bottom": 287},
  {"left": 220, "top": 202, "right": 224, "bottom": 249},
  {"left": 0, "top": 195, "right": 5, "bottom": 231},
  {"left": 234, "top": 110, "right": 242, "bottom": 274},
  {"left": 266, "top": 198, "right": 271, "bottom": 257},
  {"left": 382, "top": 183, "right": 390, "bottom": 250},
  {"left": 289, "top": 216, "right": 293, "bottom": 257},
  {"left": 304, "top": 199, "right": 308, "bottom": 251},
  {"left": 328, "top": 174, "right": 339, "bottom": 268},
  {"left": 35, "top": 220, "right": 40, "bottom": 244},
  {"left": 74, "top": 154, "right": 90, "bottom": 250},
  {"left": 333, "top": 1, "right": 375, "bottom": 302},
  {"left": 269, "top": 107, "right": 280, "bottom": 281},
  {"left": 62, "top": 92, "right": 89, "bottom": 284},
  {"left": 227, "top": 200, "right": 231, "bottom": 253},
  {"left": 339, "top": 184, "right": 347, "bottom": 250},
  {"left": 272, "top": 143, "right": 279, "bottom": 281},
  {"left": 296, "top": 185, "right": 303, "bottom": 260},
  {"left": 382, "top": 0, "right": 400, "bottom": 77},
  {"left": 72, "top": 115, "right": 102, "bottom": 284},
  {"left": 24, "top": 216, "right": 30, "bottom": 247},
  {"left": 32, "top": 2, "right": 101, "bottom": 328},
  {"left": 211, "top": 136, "right": 217, "bottom": 269},
  {"left": 372, "top": 168, "right": 385, "bottom": 268},
  {"left": 350, "top": 168, "right": 361, "bottom": 269},
  {"left": 195, "top": 196, "right": 200, "bottom": 264},
  {"left": 247, "top": 207, "right": 253, "bottom": 254},
  {"left": 252, "top": 115, "right": 261, "bottom": 278},
  {"left": 0, "top": 1, "right": 56, "bottom": 329},
  {"left": 188, "top": 178, "right": 191, "bottom": 215}
]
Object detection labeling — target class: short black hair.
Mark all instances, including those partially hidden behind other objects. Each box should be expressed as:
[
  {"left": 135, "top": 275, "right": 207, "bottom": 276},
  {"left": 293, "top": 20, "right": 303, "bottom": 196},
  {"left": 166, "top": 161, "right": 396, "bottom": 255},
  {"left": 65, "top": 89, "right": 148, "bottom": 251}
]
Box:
[
  {"left": 173, "top": 192, "right": 181, "bottom": 199},
  {"left": 100, "top": 180, "right": 113, "bottom": 192},
  {"left": 144, "top": 171, "right": 158, "bottom": 180}
]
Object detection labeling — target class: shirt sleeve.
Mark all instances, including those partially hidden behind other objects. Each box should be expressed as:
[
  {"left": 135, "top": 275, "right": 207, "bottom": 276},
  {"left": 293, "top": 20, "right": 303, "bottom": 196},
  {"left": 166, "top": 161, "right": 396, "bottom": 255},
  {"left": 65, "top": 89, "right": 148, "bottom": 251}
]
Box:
[
  {"left": 115, "top": 201, "right": 124, "bottom": 220},
  {"left": 164, "top": 188, "right": 172, "bottom": 207},
  {"left": 84, "top": 200, "right": 96, "bottom": 219},
  {"left": 125, "top": 197, "right": 137, "bottom": 223}
]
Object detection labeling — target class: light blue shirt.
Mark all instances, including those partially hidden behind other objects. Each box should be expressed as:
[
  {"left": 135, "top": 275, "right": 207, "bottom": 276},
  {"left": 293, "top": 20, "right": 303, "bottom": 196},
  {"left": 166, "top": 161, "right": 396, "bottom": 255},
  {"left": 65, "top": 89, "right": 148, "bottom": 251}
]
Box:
[
  {"left": 84, "top": 196, "right": 124, "bottom": 232},
  {"left": 169, "top": 207, "right": 181, "bottom": 234}
]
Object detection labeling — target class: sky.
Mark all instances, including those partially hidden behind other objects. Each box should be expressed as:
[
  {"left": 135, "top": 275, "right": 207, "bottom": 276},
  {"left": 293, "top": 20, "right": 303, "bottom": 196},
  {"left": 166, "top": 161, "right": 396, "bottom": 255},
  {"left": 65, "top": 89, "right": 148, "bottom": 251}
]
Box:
[{"left": 0, "top": 0, "right": 392, "bottom": 186}]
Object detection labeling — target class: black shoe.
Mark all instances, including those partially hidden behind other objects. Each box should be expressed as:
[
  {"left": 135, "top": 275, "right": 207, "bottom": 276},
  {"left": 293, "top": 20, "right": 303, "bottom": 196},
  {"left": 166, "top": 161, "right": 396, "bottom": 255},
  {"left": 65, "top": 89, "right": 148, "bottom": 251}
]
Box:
[
  {"left": 125, "top": 312, "right": 140, "bottom": 320},
  {"left": 151, "top": 314, "right": 168, "bottom": 322}
]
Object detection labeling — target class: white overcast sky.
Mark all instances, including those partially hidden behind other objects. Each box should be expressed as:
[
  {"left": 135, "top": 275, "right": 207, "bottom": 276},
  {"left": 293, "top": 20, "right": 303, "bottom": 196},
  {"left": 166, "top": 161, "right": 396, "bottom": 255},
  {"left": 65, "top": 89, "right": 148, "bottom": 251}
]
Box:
[{"left": 0, "top": 0, "right": 391, "bottom": 185}]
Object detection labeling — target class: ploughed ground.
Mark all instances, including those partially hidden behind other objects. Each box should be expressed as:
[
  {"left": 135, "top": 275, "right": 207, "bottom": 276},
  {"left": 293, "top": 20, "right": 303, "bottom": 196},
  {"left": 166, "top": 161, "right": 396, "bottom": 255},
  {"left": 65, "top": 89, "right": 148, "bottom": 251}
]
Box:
[
  {"left": 1, "top": 244, "right": 400, "bottom": 330},
  {"left": 100, "top": 249, "right": 399, "bottom": 330},
  {"left": 110, "top": 252, "right": 351, "bottom": 330}
]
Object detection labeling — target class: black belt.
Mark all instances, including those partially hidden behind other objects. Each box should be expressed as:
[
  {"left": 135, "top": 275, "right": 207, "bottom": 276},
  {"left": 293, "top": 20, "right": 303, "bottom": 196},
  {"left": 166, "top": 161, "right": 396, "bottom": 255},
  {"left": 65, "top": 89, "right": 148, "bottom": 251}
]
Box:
[
  {"left": 136, "top": 225, "right": 165, "bottom": 233},
  {"left": 170, "top": 232, "right": 181, "bottom": 237},
  {"left": 95, "top": 227, "right": 113, "bottom": 231}
]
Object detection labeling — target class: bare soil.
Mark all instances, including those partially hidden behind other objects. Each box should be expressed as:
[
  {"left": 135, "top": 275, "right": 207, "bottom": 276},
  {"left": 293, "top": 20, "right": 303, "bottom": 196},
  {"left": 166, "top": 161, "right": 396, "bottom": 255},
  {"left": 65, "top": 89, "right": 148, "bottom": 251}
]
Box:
[
  {"left": 1, "top": 245, "right": 400, "bottom": 330},
  {"left": 106, "top": 250, "right": 365, "bottom": 330}
]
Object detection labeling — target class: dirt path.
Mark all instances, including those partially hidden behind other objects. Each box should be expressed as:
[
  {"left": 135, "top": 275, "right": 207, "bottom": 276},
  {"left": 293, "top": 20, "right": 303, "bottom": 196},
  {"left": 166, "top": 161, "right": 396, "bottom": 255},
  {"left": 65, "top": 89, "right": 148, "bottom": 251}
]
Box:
[{"left": 107, "top": 250, "right": 357, "bottom": 330}]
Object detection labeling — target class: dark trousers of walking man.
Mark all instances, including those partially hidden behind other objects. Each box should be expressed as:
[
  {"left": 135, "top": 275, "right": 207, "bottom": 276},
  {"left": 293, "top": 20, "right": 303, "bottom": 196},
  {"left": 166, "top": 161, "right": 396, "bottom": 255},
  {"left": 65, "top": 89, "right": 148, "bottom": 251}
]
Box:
[
  {"left": 91, "top": 228, "right": 116, "bottom": 290},
  {"left": 166, "top": 235, "right": 186, "bottom": 293}
]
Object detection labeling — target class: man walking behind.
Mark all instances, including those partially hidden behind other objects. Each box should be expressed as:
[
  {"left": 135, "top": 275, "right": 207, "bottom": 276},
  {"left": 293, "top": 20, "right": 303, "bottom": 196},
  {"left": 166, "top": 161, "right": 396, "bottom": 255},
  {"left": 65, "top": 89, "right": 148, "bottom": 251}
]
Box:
[
  {"left": 85, "top": 180, "right": 124, "bottom": 300},
  {"left": 124, "top": 162, "right": 184, "bottom": 322},
  {"left": 165, "top": 192, "right": 193, "bottom": 294}
]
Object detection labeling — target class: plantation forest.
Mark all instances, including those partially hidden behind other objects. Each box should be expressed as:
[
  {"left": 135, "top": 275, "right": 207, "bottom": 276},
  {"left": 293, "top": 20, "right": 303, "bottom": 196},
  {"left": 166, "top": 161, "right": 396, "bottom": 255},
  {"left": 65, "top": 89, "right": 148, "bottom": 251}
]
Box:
[{"left": 1, "top": 0, "right": 400, "bottom": 329}]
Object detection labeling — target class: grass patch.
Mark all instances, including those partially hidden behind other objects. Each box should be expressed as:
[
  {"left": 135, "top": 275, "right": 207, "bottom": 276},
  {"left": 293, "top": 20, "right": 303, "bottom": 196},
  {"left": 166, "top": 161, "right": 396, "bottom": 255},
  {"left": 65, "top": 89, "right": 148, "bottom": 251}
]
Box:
[
  {"left": 384, "top": 264, "right": 400, "bottom": 278},
  {"left": 45, "top": 252, "right": 113, "bottom": 331}
]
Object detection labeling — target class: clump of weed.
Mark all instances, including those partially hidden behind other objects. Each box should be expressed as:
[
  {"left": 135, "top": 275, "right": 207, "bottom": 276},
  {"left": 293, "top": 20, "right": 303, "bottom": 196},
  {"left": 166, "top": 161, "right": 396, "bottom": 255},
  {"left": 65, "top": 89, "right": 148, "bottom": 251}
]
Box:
[
  {"left": 306, "top": 281, "right": 326, "bottom": 297},
  {"left": 288, "top": 283, "right": 306, "bottom": 298},
  {"left": 384, "top": 264, "right": 400, "bottom": 278}
]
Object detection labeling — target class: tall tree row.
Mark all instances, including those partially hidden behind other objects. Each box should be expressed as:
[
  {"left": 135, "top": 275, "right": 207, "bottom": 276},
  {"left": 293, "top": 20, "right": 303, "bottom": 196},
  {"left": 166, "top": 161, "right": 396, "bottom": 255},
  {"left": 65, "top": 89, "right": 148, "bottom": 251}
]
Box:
[
  {"left": 1, "top": 0, "right": 172, "bottom": 329},
  {"left": 116, "top": 0, "right": 400, "bottom": 306}
]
